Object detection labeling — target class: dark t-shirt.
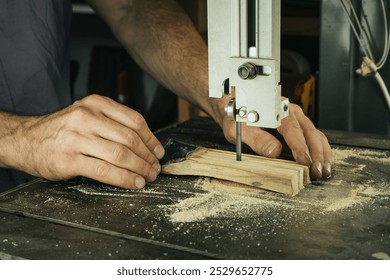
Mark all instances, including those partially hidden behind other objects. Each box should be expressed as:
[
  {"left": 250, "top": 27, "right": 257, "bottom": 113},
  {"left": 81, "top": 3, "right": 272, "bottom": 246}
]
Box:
[{"left": 0, "top": 0, "right": 72, "bottom": 191}]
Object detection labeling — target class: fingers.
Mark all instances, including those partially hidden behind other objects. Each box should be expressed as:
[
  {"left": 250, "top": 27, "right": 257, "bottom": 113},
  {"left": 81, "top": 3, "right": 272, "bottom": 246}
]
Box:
[
  {"left": 242, "top": 125, "right": 282, "bottom": 158},
  {"left": 77, "top": 134, "right": 160, "bottom": 183},
  {"left": 277, "top": 113, "right": 313, "bottom": 166},
  {"left": 295, "top": 110, "right": 332, "bottom": 178},
  {"left": 221, "top": 102, "right": 333, "bottom": 179},
  {"left": 278, "top": 104, "right": 333, "bottom": 179},
  {"left": 73, "top": 155, "right": 147, "bottom": 190},
  {"left": 320, "top": 131, "right": 333, "bottom": 178},
  {"left": 81, "top": 95, "right": 165, "bottom": 159},
  {"left": 62, "top": 95, "right": 164, "bottom": 189},
  {"left": 222, "top": 120, "right": 282, "bottom": 158},
  {"left": 80, "top": 112, "right": 159, "bottom": 167}
]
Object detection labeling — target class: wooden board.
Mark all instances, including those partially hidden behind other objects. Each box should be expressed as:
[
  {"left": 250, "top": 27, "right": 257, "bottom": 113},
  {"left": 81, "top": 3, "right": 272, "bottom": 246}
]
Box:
[{"left": 162, "top": 148, "right": 310, "bottom": 196}]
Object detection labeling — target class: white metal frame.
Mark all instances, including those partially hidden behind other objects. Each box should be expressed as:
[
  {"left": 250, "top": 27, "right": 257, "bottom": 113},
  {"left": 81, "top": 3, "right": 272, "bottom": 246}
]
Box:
[{"left": 208, "top": 0, "right": 289, "bottom": 128}]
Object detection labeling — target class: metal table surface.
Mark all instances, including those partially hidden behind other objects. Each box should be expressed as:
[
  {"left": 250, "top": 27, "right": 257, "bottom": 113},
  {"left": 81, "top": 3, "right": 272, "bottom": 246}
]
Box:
[{"left": 0, "top": 118, "right": 389, "bottom": 260}]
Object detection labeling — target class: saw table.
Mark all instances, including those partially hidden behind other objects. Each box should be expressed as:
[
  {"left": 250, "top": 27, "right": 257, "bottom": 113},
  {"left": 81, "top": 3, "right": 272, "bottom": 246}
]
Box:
[{"left": 0, "top": 118, "right": 389, "bottom": 260}]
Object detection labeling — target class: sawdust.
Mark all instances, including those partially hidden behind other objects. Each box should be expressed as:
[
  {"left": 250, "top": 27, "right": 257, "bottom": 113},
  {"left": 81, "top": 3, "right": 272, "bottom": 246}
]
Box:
[
  {"left": 332, "top": 148, "right": 390, "bottom": 164},
  {"left": 168, "top": 178, "right": 290, "bottom": 223},
  {"left": 361, "top": 182, "right": 390, "bottom": 196},
  {"left": 165, "top": 147, "right": 390, "bottom": 224},
  {"left": 324, "top": 185, "right": 368, "bottom": 212},
  {"left": 320, "top": 148, "right": 390, "bottom": 212},
  {"left": 68, "top": 184, "right": 167, "bottom": 197}
]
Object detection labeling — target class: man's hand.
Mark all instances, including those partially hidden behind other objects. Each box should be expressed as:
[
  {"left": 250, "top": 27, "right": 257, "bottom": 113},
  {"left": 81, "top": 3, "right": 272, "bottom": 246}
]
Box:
[
  {"left": 218, "top": 102, "right": 332, "bottom": 179},
  {"left": 2, "top": 95, "right": 164, "bottom": 189}
]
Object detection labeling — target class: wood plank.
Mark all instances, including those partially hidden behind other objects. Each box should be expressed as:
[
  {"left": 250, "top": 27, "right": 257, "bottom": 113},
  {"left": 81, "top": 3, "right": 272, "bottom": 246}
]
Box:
[{"left": 162, "top": 148, "right": 310, "bottom": 196}]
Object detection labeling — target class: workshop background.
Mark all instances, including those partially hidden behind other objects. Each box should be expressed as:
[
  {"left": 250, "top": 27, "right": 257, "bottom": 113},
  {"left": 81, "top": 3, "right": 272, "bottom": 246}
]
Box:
[{"left": 70, "top": 0, "right": 390, "bottom": 135}]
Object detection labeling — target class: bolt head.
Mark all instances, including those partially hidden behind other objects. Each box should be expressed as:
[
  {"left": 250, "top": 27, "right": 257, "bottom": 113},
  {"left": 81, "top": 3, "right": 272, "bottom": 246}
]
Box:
[
  {"left": 238, "top": 63, "right": 257, "bottom": 80},
  {"left": 238, "top": 107, "right": 247, "bottom": 118},
  {"left": 247, "top": 111, "right": 259, "bottom": 123}
]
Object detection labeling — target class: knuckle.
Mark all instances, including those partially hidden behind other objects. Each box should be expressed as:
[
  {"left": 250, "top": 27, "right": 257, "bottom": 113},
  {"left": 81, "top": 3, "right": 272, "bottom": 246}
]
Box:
[
  {"left": 80, "top": 94, "right": 112, "bottom": 107},
  {"left": 69, "top": 106, "right": 93, "bottom": 123},
  {"left": 132, "top": 112, "right": 146, "bottom": 130},
  {"left": 139, "top": 162, "right": 151, "bottom": 178},
  {"left": 290, "top": 103, "right": 304, "bottom": 115},
  {"left": 94, "top": 163, "right": 109, "bottom": 178},
  {"left": 125, "top": 131, "right": 139, "bottom": 148},
  {"left": 112, "top": 145, "right": 127, "bottom": 163},
  {"left": 143, "top": 134, "right": 155, "bottom": 147},
  {"left": 86, "top": 93, "right": 104, "bottom": 102},
  {"left": 318, "top": 130, "right": 328, "bottom": 141},
  {"left": 145, "top": 152, "right": 156, "bottom": 164},
  {"left": 87, "top": 93, "right": 101, "bottom": 100}
]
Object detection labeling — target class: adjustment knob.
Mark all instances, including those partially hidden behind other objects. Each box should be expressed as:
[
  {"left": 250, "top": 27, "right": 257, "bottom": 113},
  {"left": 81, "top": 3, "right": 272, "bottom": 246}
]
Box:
[{"left": 238, "top": 62, "right": 257, "bottom": 80}]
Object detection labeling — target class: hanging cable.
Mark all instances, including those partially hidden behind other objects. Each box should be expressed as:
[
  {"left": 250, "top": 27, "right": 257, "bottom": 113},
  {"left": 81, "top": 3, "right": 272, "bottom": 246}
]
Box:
[
  {"left": 377, "top": 0, "right": 389, "bottom": 69},
  {"left": 338, "top": 0, "right": 371, "bottom": 59},
  {"left": 345, "top": 0, "right": 375, "bottom": 61},
  {"left": 374, "top": 73, "right": 390, "bottom": 110},
  {"left": 338, "top": 0, "right": 390, "bottom": 111}
]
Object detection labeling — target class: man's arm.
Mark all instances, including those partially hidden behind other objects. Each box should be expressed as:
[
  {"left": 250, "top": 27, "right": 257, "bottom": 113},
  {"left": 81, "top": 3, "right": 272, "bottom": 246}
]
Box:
[
  {"left": 0, "top": 95, "right": 164, "bottom": 189},
  {"left": 87, "top": 0, "right": 332, "bottom": 178},
  {"left": 86, "top": 0, "right": 214, "bottom": 118}
]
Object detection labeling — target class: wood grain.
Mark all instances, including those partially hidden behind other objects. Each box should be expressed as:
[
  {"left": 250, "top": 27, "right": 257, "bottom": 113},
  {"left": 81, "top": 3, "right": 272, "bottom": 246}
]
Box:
[{"left": 162, "top": 148, "right": 310, "bottom": 196}]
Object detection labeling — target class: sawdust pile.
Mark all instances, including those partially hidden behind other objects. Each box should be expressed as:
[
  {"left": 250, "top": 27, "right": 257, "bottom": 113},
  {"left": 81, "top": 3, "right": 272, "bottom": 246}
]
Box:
[
  {"left": 164, "top": 147, "right": 390, "bottom": 224},
  {"left": 332, "top": 148, "right": 390, "bottom": 164},
  {"left": 168, "top": 178, "right": 288, "bottom": 223}
]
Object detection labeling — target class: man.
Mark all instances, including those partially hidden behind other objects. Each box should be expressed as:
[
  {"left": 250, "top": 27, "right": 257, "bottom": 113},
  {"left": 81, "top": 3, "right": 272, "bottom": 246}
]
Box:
[{"left": 0, "top": 0, "right": 332, "bottom": 192}]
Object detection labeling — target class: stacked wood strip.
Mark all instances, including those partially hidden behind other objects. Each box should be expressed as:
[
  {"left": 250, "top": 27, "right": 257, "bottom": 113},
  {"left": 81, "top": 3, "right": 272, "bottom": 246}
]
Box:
[{"left": 162, "top": 148, "right": 310, "bottom": 196}]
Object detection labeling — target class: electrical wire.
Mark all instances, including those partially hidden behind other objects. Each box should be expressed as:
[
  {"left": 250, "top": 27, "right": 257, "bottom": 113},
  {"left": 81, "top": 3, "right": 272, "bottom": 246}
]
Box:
[
  {"left": 346, "top": 0, "right": 375, "bottom": 61},
  {"left": 374, "top": 72, "right": 390, "bottom": 111},
  {"left": 338, "top": 0, "right": 390, "bottom": 111},
  {"left": 377, "top": 0, "right": 389, "bottom": 69},
  {"left": 339, "top": 0, "right": 389, "bottom": 67},
  {"left": 338, "top": 0, "right": 371, "bottom": 59}
]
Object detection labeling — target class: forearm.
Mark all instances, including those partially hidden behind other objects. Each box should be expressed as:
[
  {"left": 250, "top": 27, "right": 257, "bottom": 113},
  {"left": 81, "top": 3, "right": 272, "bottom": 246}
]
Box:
[
  {"left": 0, "top": 112, "right": 40, "bottom": 173},
  {"left": 87, "top": 0, "right": 222, "bottom": 122}
]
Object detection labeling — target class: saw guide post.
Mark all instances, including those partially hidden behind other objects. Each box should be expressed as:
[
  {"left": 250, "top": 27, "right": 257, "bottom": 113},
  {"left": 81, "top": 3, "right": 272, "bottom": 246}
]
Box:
[{"left": 161, "top": 140, "right": 310, "bottom": 196}]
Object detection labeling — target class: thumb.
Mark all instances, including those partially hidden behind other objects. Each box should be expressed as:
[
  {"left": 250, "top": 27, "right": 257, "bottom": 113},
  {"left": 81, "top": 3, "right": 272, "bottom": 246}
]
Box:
[{"left": 241, "top": 123, "right": 282, "bottom": 158}]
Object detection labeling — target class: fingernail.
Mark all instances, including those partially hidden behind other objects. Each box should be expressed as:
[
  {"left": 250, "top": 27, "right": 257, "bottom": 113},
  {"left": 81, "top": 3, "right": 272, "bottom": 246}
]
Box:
[
  {"left": 313, "top": 161, "right": 322, "bottom": 178},
  {"left": 324, "top": 162, "right": 332, "bottom": 178},
  {"left": 263, "top": 141, "right": 278, "bottom": 157},
  {"left": 152, "top": 162, "right": 161, "bottom": 174},
  {"left": 153, "top": 145, "right": 165, "bottom": 159},
  {"left": 304, "top": 152, "right": 313, "bottom": 165},
  {"left": 294, "top": 151, "right": 312, "bottom": 166},
  {"left": 135, "top": 177, "right": 145, "bottom": 189},
  {"left": 147, "top": 167, "right": 158, "bottom": 182}
]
